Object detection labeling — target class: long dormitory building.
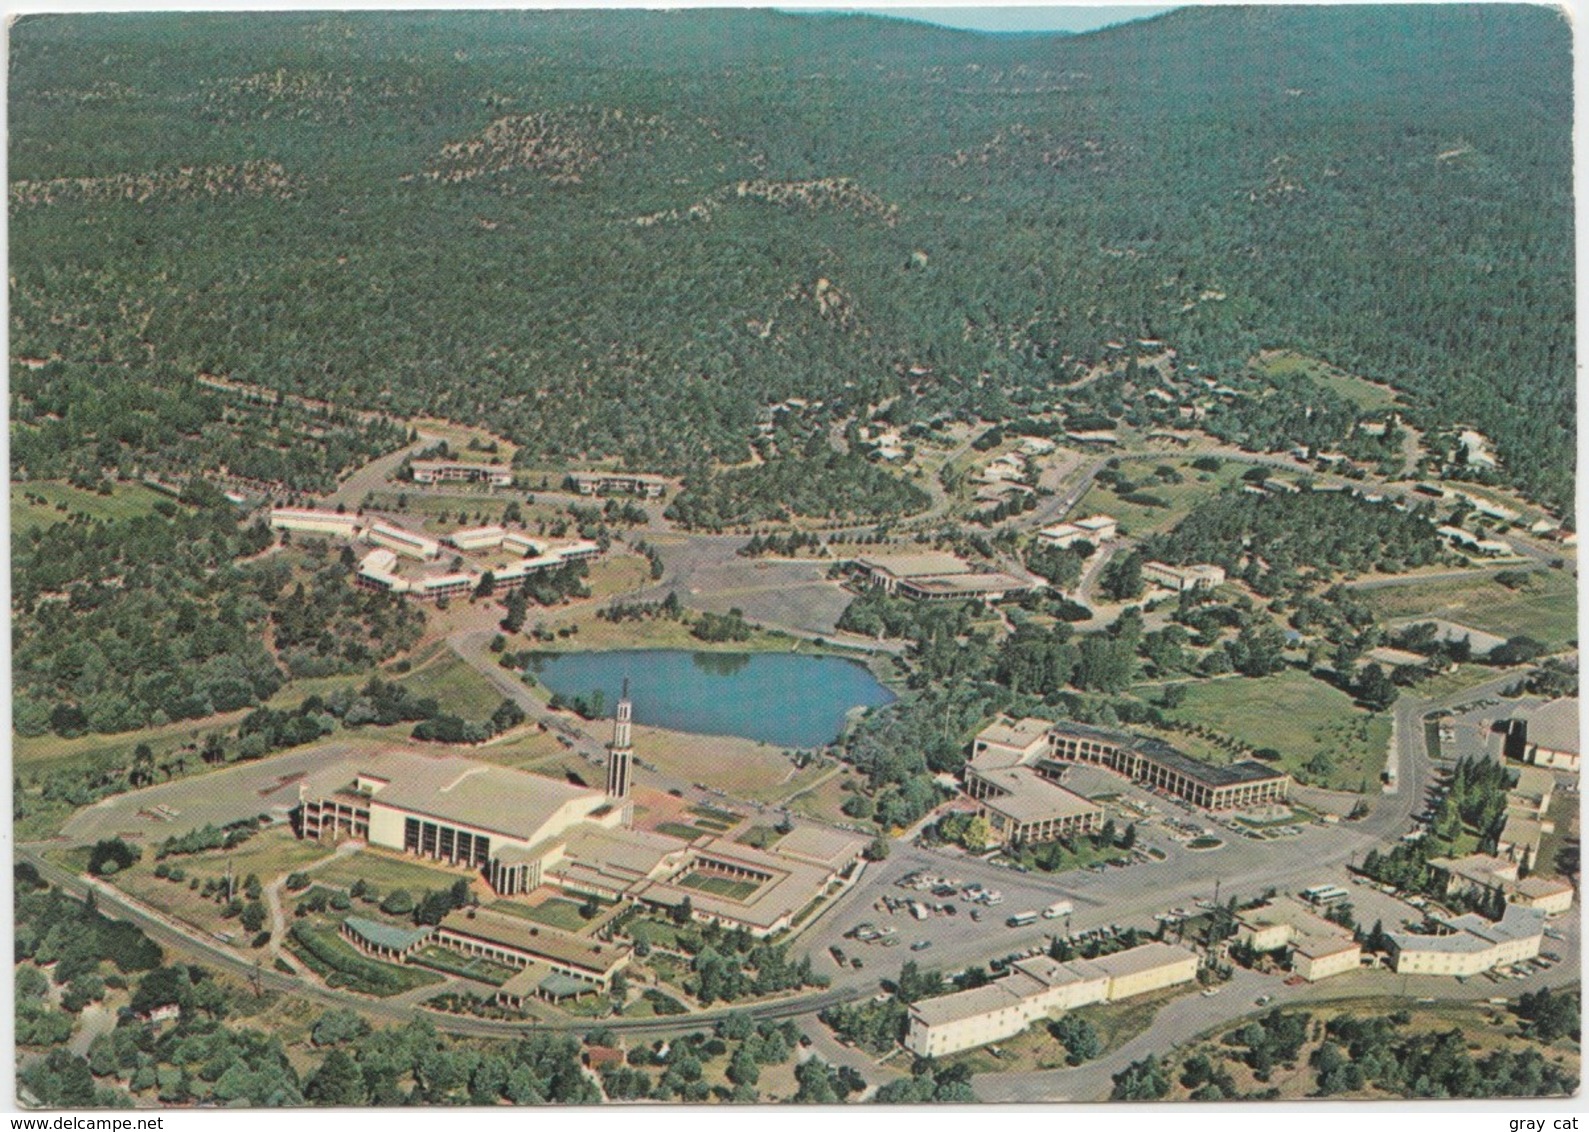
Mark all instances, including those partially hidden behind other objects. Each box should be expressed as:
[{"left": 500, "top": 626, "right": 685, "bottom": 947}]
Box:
[{"left": 1049, "top": 721, "right": 1289, "bottom": 809}]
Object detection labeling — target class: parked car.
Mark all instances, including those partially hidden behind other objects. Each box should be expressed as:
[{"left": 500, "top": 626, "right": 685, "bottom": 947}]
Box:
[{"left": 910, "top": 940, "right": 932, "bottom": 952}]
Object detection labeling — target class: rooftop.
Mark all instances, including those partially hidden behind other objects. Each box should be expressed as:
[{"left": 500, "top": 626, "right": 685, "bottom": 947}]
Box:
[
  {"left": 1088, "top": 942, "right": 1198, "bottom": 980},
  {"left": 1522, "top": 698, "right": 1579, "bottom": 756},
  {"left": 1441, "top": 905, "right": 1546, "bottom": 946},
  {"left": 907, "top": 980, "right": 1027, "bottom": 1027},
  {"left": 304, "top": 750, "right": 603, "bottom": 846},
  {"left": 771, "top": 824, "right": 868, "bottom": 870},
  {"left": 854, "top": 552, "right": 971, "bottom": 579},
  {"left": 342, "top": 916, "right": 431, "bottom": 952},
  {"left": 438, "top": 908, "right": 630, "bottom": 974},
  {"left": 977, "top": 768, "right": 1100, "bottom": 824},
  {"left": 899, "top": 572, "right": 1036, "bottom": 596},
  {"left": 976, "top": 717, "right": 1054, "bottom": 752}
]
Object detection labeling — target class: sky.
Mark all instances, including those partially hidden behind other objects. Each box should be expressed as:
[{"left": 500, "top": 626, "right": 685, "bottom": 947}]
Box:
[{"left": 807, "top": 6, "right": 1177, "bottom": 33}]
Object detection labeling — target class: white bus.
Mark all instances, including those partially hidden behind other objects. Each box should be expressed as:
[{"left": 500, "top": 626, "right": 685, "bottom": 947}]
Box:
[
  {"left": 1006, "top": 911, "right": 1040, "bottom": 928},
  {"left": 1302, "top": 884, "right": 1351, "bottom": 907}
]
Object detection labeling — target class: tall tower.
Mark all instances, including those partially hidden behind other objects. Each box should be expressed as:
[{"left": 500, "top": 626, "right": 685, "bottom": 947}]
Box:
[{"left": 606, "top": 679, "right": 634, "bottom": 822}]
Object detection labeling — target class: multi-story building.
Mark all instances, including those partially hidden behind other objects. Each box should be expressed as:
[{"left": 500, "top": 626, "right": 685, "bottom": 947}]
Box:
[
  {"left": 294, "top": 695, "right": 866, "bottom": 940},
  {"left": 568, "top": 472, "right": 667, "bottom": 498},
  {"left": 367, "top": 521, "right": 442, "bottom": 561},
  {"left": 904, "top": 943, "right": 1199, "bottom": 1057},
  {"left": 1504, "top": 699, "right": 1580, "bottom": 774},
  {"left": 1234, "top": 899, "right": 1362, "bottom": 981},
  {"left": 410, "top": 461, "right": 513, "bottom": 488},
  {"left": 1048, "top": 721, "right": 1289, "bottom": 810},
  {"left": 1142, "top": 561, "right": 1227, "bottom": 592},
  {"left": 269, "top": 507, "right": 362, "bottom": 539},
  {"left": 1385, "top": 905, "right": 1546, "bottom": 977},
  {"left": 446, "top": 525, "right": 509, "bottom": 552},
  {"left": 1036, "top": 514, "right": 1118, "bottom": 549}
]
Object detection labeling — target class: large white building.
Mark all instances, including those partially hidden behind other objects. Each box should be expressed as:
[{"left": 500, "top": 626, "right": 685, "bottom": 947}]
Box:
[
  {"left": 1142, "top": 561, "right": 1227, "bottom": 592},
  {"left": 1036, "top": 515, "right": 1118, "bottom": 550},
  {"left": 904, "top": 942, "right": 1199, "bottom": 1057},
  {"left": 1233, "top": 899, "right": 1362, "bottom": 982},
  {"left": 410, "top": 460, "right": 514, "bottom": 488},
  {"left": 368, "top": 521, "right": 442, "bottom": 561},
  {"left": 295, "top": 694, "right": 865, "bottom": 939},
  {"left": 1385, "top": 905, "right": 1545, "bottom": 977},
  {"left": 269, "top": 507, "right": 362, "bottom": 540}
]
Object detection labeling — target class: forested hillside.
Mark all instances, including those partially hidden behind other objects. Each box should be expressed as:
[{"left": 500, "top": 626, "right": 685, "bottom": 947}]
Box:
[{"left": 9, "top": 6, "right": 1574, "bottom": 510}]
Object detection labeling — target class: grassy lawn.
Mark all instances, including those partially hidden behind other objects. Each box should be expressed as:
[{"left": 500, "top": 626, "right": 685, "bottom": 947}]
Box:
[
  {"left": 786, "top": 769, "right": 855, "bottom": 826},
  {"left": 1159, "top": 668, "right": 1392, "bottom": 791},
  {"left": 287, "top": 921, "right": 444, "bottom": 997},
  {"left": 411, "top": 943, "right": 517, "bottom": 986},
  {"left": 1359, "top": 569, "right": 1578, "bottom": 649},
  {"left": 737, "top": 825, "right": 785, "bottom": 849},
  {"left": 585, "top": 554, "right": 653, "bottom": 600},
  {"left": 1074, "top": 457, "right": 1248, "bottom": 537},
  {"left": 492, "top": 897, "right": 592, "bottom": 933},
  {"left": 12, "top": 479, "right": 174, "bottom": 533},
  {"left": 315, "top": 848, "right": 472, "bottom": 896},
  {"left": 626, "top": 725, "right": 814, "bottom": 799},
  {"left": 1005, "top": 835, "right": 1125, "bottom": 875},
  {"left": 656, "top": 821, "right": 709, "bottom": 840},
  {"left": 677, "top": 871, "right": 763, "bottom": 900},
  {"left": 1255, "top": 351, "right": 1400, "bottom": 410},
  {"left": 398, "top": 650, "right": 509, "bottom": 719},
  {"left": 159, "top": 827, "right": 333, "bottom": 884}
]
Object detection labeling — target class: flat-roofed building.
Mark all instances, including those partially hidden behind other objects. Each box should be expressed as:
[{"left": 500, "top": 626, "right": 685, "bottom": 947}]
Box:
[
  {"left": 1386, "top": 905, "right": 1545, "bottom": 977},
  {"left": 368, "top": 521, "right": 442, "bottom": 561},
  {"left": 1142, "top": 561, "right": 1227, "bottom": 592},
  {"left": 269, "top": 508, "right": 362, "bottom": 539},
  {"left": 411, "top": 572, "right": 476, "bottom": 602},
  {"left": 970, "top": 718, "right": 1055, "bottom": 769},
  {"left": 1509, "top": 876, "right": 1574, "bottom": 916},
  {"left": 1498, "top": 815, "right": 1545, "bottom": 870},
  {"left": 1037, "top": 515, "right": 1118, "bottom": 549},
  {"left": 895, "top": 571, "right": 1043, "bottom": 603},
  {"left": 340, "top": 916, "right": 430, "bottom": 962},
  {"left": 435, "top": 907, "right": 631, "bottom": 988},
  {"left": 903, "top": 943, "right": 1198, "bottom": 1058},
  {"left": 1505, "top": 699, "right": 1580, "bottom": 774},
  {"left": 502, "top": 532, "right": 545, "bottom": 556},
  {"left": 447, "top": 525, "right": 508, "bottom": 551},
  {"left": 1292, "top": 934, "right": 1362, "bottom": 982},
  {"left": 355, "top": 549, "right": 410, "bottom": 596},
  {"left": 411, "top": 461, "right": 513, "bottom": 488},
  {"left": 1428, "top": 853, "right": 1519, "bottom": 903},
  {"left": 1509, "top": 766, "right": 1555, "bottom": 818},
  {"left": 971, "top": 767, "right": 1103, "bottom": 845},
  {"left": 853, "top": 552, "right": 973, "bottom": 594},
  {"left": 1049, "top": 721, "right": 1289, "bottom": 811},
  {"left": 568, "top": 472, "right": 667, "bottom": 498},
  {"left": 297, "top": 751, "right": 623, "bottom": 872},
  {"left": 1234, "top": 899, "right": 1361, "bottom": 981}
]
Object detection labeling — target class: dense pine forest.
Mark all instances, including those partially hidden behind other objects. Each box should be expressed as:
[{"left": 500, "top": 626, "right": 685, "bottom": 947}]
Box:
[{"left": 9, "top": 6, "right": 1575, "bottom": 512}]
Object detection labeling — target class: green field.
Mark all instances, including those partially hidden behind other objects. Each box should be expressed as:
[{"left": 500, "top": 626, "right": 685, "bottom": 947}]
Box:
[
  {"left": 1358, "top": 569, "right": 1578, "bottom": 649},
  {"left": 11, "top": 479, "right": 175, "bottom": 533},
  {"left": 492, "top": 897, "right": 591, "bottom": 933},
  {"left": 1256, "top": 351, "right": 1400, "bottom": 410},
  {"left": 411, "top": 943, "right": 517, "bottom": 986},
  {"left": 315, "top": 848, "right": 472, "bottom": 897},
  {"left": 1159, "top": 668, "right": 1392, "bottom": 791},
  {"left": 1074, "top": 457, "right": 1248, "bottom": 537},
  {"left": 677, "top": 871, "right": 762, "bottom": 901},
  {"left": 398, "top": 651, "right": 510, "bottom": 720},
  {"left": 656, "top": 821, "right": 710, "bottom": 841}
]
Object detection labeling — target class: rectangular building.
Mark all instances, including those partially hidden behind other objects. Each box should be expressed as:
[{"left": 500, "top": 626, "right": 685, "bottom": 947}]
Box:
[
  {"left": 435, "top": 907, "right": 631, "bottom": 989},
  {"left": 1234, "top": 899, "right": 1361, "bottom": 981},
  {"left": 1386, "top": 906, "right": 1545, "bottom": 977},
  {"left": 1049, "top": 722, "right": 1289, "bottom": 810},
  {"left": 904, "top": 943, "right": 1198, "bottom": 1058},
  {"left": 269, "top": 508, "right": 362, "bottom": 540},
  {"left": 411, "top": 461, "right": 514, "bottom": 488},
  {"left": 1037, "top": 515, "right": 1118, "bottom": 549},
  {"left": 1142, "top": 561, "right": 1227, "bottom": 592},
  {"left": 568, "top": 472, "right": 667, "bottom": 498},
  {"left": 447, "top": 525, "right": 508, "bottom": 551},
  {"left": 368, "top": 521, "right": 442, "bottom": 561}
]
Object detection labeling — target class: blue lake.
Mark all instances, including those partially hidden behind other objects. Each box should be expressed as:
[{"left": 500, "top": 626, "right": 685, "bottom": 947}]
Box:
[{"left": 526, "top": 649, "right": 896, "bottom": 748}]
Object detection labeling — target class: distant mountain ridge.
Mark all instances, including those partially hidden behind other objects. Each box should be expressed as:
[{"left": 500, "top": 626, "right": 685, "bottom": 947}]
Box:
[{"left": 9, "top": 5, "right": 1574, "bottom": 512}]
